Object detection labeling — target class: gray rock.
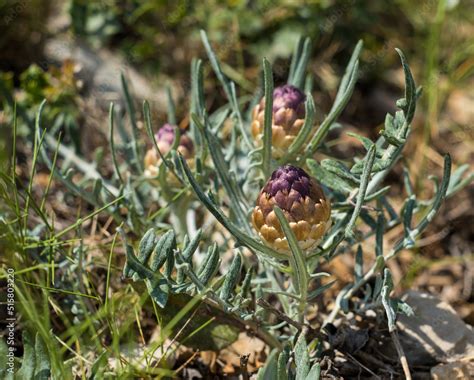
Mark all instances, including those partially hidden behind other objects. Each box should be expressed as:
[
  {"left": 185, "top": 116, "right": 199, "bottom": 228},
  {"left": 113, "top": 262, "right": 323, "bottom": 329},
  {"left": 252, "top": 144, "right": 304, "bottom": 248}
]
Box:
[
  {"left": 397, "top": 291, "right": 474, "bottom": 366},
  {"left": 43, "top": 36, "right": 168, "bottom": 110}
]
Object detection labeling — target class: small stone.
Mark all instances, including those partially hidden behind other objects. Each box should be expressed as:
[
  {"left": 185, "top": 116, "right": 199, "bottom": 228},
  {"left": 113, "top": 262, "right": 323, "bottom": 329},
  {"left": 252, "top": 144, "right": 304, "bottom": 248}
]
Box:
[{"left": 397, "top": 291, "right": 474, "bottom": 366}]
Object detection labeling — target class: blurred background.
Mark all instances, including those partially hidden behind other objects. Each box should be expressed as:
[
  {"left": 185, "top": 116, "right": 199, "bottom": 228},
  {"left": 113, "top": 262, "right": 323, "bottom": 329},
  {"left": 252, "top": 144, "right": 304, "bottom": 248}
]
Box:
[{"left": 0, "top": 0, "right": 472, "bottom": 323}]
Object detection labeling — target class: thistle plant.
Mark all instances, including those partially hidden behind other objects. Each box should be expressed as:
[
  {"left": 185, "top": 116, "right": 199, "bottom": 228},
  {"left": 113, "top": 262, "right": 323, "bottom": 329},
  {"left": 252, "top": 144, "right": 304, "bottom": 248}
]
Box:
[{"left": 6, "top": 30, "right": 472, "bottom": 378}]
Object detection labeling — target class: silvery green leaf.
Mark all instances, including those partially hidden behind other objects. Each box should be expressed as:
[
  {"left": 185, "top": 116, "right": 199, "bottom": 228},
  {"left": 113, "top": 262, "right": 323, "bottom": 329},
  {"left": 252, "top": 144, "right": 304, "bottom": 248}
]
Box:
[
  {"left": 384, "top": 113, "right": 394, "bottom": 133},
  {"left": 371, "top": 159, "right": 395, "bottom": 176},
  {"left": 274, "top": 207, "right": 308, "bottom": 301},
  {"left": 164, "top": 247, "right": 175, "bottom": 279},
  {"left": 335, "top": 39, "right": 363, "bottom": 105},
  {"left": 309, "top": 272, "right": 331, "bottom": 279},
  {"left": 109, "top": 102, "right": 124, "bottom": 184},
  {"left": 394, "top": 110, "right": 405, "bottom": 129},
  {"left": 238, "top": 267, "right": 253, "bottom": 300},
  {"left": 182, "top": 234, "right": 190, "bottom": 250},
  {"left": 125, "top": 176, "right": 144, "bottom": 216},
  {"left": 150, "top": 230, "right": 176, "bottom": 272},
  {"left": 360, "top": 210, "right": 377, "bottom": 230},
  {"left": 182, "top": 229, "right": 203, "bottom": 260},
  {"left": 355, "top": 245, "right": 363, "bottom": 282},
  {"left": 143, "top": 101, "right": 172, "bottom": 175},
  {"left": 381, "top": 197, "right": 398, "bottom": 221},
  {"left": 34, "top": 333, "right": 51, "bottom": 380},
  {"left": 262, "top": 57, "right": 274, "bottom": 177},
  {"left": 381, "top": 268, "right": 396, "bottom": 332},
  {"left": 200, "top": 30, "right": 250, "bottom": 148},
  {"left": 449, "top": 164, "right": 470, "bottom": 186},
  {"left": 131, "top": 228, "right": 156, "bottom": 280},
  {"left": 396, "top": 49, "right": 417, "bottom": 125},
  {"left": 307, "top": 159, "right": 353, "bottom": 194},
  {"left": 387, "top": 155, "right": 451, "bottom": 259},
  {"left": 396, "top": 300, "right": 415, "bottom": 317},
  {"left": 307, "top": 279, "right": 336, "bottom": 301},
  {"left": 92, "top": 178, "right": 102, "bottom": 201},
  {"left": 403, "top": 196, "right": 416, "bottom": 248},
  {"left": 122, "top": 240, "right": 137, "bottom": 279},
  {"left": 16, "top": 331, "right": 35, "bottom": 380},
  {"left": 277, "top": 348, "right": 289, "bottom": 380},
  {"left": 374, "top": 208, "right": 385, "bottom": 258},
  {"left": 346, "top": 132, "right": 378, "bottom": 154},
  {"left": 286, "top": 93, "right": 315, "bottom": 158},
  {"left": 288, "top": 36, "right": 305, "bottom": 84},
  {"left": 209, "top": 106, "right": 230, "bottom": 132},
  {"left": 257, "top": 349, "right": 279, "bottom": 380},
  {"left": 380, "top": 130, "right": 405, "bottom": 147},
  {"left": 403, "top": 167, "right": 415, "bottom": 197},
  {"left": 289, "top": 37, "right": 311, "bottom": 89},
  {"left": 197, "top": 244, "right": 216, "bottom": 277},
  {"left": 120, "top": 73, "right": 142, "bottom": 172},
  {"left": 447, "top": 164, "right": 473, "bottom": 196},
  {"left": 305, "top": 363, "right": 321, "bottom": 380},
  {"left": 396, "top": 98, "right": 407, "bottom": 108},
  {"left": 321, "top": 159, "right": 359, "bottom": 185},
  {"left": 412, "top": 156, "right": 451, "bottom": 233},
  {"left": 220, "top": 252, "right": 242, "bottom": 301},
  {"left": 145, "top": 276, "right": 169, "bottom": 308},
  {"left": 351, "top": 157, "right": 392, "bottom": 175},
  {"left": 169, "top": 150, "right": 187, "bottom": 183},
  {"left": 345, "top": 145, "right": 376, "bottom": 239},
  {"left": 255, "top": 284, "right": 264, "bottom": 316},
  {"left": 198, "top": 244, "right": 220, "bottom": 286},
  {"left": 303, "top": 40, "right": 362, "bottom": 157},
  {"left": 200, "top": 30, "right": 229, "bottom": 98},
  {"left": 190, "top": 58, "right": 205, "bottom": 132},
  {"left": 340, "top": 296, "right": 350, "bottom": 313},
  {"left": 294, "top": 334, "right": 310, "bottom": 380},
  {"left": 124, "top": 238, "right": 169, "bottom": 308},
  {"left": 166, "top": 86, "right": 176, "bottom": 125},
  {"left": 194, "top": 115, "right": 251, "bottom": 233}
]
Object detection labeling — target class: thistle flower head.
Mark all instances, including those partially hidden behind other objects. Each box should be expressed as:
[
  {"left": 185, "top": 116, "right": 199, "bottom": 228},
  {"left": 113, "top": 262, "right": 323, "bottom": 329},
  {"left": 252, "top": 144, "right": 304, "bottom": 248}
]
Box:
[
  {"left": 272, "top": 84, "right": 306, "bottom": 115},
  {"left": 251, "top": 85, "right": 307, "bottom": 158},
  {"left": 155, "top": 123, "right": 194, "bottom": 158},
  {"left": 252, "top": 165, "right": 331, "bottom": 253},
  {"left": 144, "top": 124, "right": 194, "bottom": 178}
]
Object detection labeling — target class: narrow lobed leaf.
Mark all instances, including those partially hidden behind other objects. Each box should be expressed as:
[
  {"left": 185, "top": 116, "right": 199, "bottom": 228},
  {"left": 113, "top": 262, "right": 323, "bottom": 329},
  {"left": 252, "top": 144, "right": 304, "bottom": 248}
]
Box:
[{"left": 219, "top": 252, "right": 242, "bottom": 301}]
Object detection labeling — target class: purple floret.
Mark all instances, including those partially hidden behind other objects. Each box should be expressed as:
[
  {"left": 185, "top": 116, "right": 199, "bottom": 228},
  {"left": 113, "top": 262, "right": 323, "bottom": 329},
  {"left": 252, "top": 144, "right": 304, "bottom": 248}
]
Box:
[
  {"left": 264, "top": 165, "right": 311, "bottom": 199},
  {"left": 272, "top": 85, "right": 306, "bottom": 113},
  {"left": 155, "top": 124, "right": 194, "bottom": 153},
  {"left": 156, "top": 123, "right": 177, "bottom": 145}
]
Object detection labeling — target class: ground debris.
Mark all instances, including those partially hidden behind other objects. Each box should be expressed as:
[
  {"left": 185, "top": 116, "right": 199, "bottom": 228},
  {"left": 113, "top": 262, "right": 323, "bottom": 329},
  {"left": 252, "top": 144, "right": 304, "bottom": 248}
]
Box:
[{"left": 431, "top": 358, "right": 474, "bottom": 380}]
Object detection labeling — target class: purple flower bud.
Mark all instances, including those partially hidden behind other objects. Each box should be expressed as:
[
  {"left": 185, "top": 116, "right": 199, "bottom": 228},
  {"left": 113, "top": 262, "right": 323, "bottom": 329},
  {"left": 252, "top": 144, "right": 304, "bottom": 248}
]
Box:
[
  {"left": 155, "top": 124, "right": 177, "bottom": 147},
  {"left": 272, "top": 85, "right": 306, "bottom": 116},
  {"left": 251, "top": 85, "right": 308, "bottom": 159},
  {"left": 264, "top": 165, "right": 312, "bottom": 198},
  {"left": 252, "top": 165, "right": 331, "bottom": 253},
  {"left": 155, "top": 123, "right": 194, "bottom": 158},
  {"left": 144, "top": 123, "right": 194, "bottom": 179}
]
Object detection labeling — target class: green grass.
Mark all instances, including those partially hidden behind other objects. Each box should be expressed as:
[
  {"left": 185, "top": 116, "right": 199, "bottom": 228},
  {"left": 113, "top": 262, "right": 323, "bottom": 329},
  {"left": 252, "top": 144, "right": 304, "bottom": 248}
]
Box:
[{"left": 0, "top": 110, "right": 206, "bottom": 378}]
